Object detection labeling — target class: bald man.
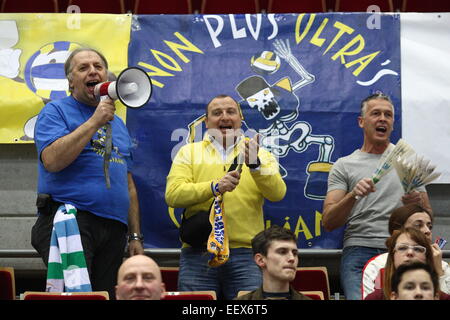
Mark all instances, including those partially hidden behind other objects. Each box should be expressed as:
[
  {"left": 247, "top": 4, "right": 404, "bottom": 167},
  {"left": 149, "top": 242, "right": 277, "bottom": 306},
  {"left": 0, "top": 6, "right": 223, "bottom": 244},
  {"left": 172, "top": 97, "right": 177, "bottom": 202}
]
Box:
[{"left": 115, "top": 255, "right": 166, "bottom": 300}]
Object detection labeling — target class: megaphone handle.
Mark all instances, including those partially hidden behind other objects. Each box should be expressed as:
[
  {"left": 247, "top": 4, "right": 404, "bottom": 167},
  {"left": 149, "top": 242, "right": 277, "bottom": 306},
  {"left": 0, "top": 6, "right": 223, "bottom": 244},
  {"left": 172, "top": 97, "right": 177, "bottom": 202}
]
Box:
[{"left": 103, "top": 122, "right": 112, "bottom": 189}]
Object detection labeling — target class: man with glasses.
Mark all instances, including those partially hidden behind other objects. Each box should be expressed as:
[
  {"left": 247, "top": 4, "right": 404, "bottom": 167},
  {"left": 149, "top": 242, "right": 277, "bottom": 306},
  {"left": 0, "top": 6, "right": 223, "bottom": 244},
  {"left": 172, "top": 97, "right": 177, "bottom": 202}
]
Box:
[{"left": 322, "top": 93, "right": 431, "bottom": 300}]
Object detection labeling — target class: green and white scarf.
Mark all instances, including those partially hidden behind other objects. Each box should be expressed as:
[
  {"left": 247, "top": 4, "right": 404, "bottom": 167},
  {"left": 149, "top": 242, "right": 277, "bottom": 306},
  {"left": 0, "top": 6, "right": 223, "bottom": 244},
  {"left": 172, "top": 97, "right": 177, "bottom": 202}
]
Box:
[{"left": 46, "top": 204, "right": 92, "bottom": 292}]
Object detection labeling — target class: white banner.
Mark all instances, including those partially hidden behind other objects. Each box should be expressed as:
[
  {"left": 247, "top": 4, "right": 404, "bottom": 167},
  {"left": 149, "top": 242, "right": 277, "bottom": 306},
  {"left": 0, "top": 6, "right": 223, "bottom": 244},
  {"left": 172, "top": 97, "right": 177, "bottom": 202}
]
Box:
[{"left": 401, "top": 13, "right": 450, "bottom": 183}]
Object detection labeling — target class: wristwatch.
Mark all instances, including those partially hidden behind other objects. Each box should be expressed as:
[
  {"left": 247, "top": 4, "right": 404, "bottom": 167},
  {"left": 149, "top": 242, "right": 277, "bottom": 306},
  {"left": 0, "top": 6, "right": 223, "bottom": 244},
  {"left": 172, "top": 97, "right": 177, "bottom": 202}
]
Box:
[
  {"left": 128, "top": 232, "right": 144, "bottom": 243},
  {"left": 247, "top": 157, "right": 261, "bottom": 169}
]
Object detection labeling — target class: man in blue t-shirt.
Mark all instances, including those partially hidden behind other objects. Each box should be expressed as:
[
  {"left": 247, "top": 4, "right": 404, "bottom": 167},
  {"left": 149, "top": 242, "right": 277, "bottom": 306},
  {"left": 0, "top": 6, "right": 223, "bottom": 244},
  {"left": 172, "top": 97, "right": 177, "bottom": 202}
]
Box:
[{"left": 31, "top": 48, "right": 144, "bottom": 299}]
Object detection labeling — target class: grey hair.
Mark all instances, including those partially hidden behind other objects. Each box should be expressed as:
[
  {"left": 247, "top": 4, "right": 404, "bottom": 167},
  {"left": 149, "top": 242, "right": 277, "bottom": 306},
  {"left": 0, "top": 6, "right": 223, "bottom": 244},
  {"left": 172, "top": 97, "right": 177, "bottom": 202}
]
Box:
[
  {"left": 64, "top": 47, "right": 109, "bottom": 92},
  {"left": 360, "top": 92, "right": 394, "bottom": 117}
]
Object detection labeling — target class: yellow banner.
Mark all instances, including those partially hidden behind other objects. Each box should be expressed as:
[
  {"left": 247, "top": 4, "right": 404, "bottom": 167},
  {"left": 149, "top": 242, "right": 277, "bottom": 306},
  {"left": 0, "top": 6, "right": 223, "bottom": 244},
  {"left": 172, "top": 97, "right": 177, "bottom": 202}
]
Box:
[{"left": 0, "top": 13, "right": 131, "bottom": 143}]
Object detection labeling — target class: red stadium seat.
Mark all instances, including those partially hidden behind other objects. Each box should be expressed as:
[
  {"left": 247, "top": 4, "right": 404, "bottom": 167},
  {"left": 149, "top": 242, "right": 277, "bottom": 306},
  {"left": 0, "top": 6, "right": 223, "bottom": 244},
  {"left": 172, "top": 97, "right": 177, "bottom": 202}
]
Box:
[
  {"left": 22, "top": 291, "right": 110, "bottom": 300},
  {"left": 160, "top": 267, "right": 179, "bottom": 291},
  {"left": 268, "top": 0, "right": 326, "bottom": 13},
  {"left": 237, "top": 290, "right": 324, "bottom": 299},
  {"left": 66, "top": 0, "right": 125, "bottom": 13},
  {"left": 1, "top": 0, "right": 58, "bottom": 13},
  {"left": 335, "top": 0, "right": 394, "bottom": 12},
  {"left": 301, "top": 290, "right": 325, "bottom": 300},
  {"left": 132, "top": 0, "right": 192, "bottom": 14},
  {"left": 401, "top": 0, "right": 450, "bottom": 12},
  {"left": 0, "top": 267, "right": 15, "bottom": 300},
  {"left": 162, "top": 291, "right": 217, "bottom": 300},
  {"left": 201, "top": 0, "right": 260, "bottom": 14},
  {"left": 290, "top": 266, "right": 331, "bottom": 300}
]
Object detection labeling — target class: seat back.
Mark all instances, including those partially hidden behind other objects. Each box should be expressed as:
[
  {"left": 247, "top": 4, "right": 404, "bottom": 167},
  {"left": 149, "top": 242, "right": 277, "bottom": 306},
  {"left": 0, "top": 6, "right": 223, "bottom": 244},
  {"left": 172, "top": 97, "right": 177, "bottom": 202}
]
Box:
[
  {"left": 1, "top": 0, "right": 58, "bottom": 12},
  {"left": 66, "top": 0, "right": 125, "bottom": 13},
  {"left": 22, "top": 291, "right": 109, "bottom": 300},
  {"left": 0, "top": 267, "right": 15, "bottom": 300},
  {"left": 301, "top": 290, "right": 324, "bottom": 300},
  {"left": 268, "top": 0, "right": 326, "bottom": 13},
  {"left": 237, "top": 290, "right": 250, "bottom": 297},
  {"left": 201, "top": 0, "right": 260, "bottom": 14},
  {"left": 335, "top": 0, "right": 394, "bottom": 12},
  {"left": 162, "top": 291, "right": 217, "bottom": 300},
  {"left": 237, "top": 290, "right": 324, "bottom": 300},
  {"left": 160, "top": 267, "right": 179, "bottom": 292},
  {"left": 401, "top": 0, "right": 450, "bottom": 12},
  {"left": 132, "top": 0, "right": 192, "bottom": 14},
  {"left": 291, "top": 266, "right": 330, "bottom": 300}
]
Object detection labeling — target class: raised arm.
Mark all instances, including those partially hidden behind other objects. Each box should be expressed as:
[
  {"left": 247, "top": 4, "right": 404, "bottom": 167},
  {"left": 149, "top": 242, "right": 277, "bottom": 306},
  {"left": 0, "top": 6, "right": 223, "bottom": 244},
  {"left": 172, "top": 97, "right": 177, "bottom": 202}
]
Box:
[
  {"left": 322, "top": 177, "right": 375, "bottom": 231},
  {"left": 322, "top": 189, "right": 356, "bottom": 231},
  {"left": 249, "top": 148, "right": 286, "bottom": 202},
  {"left": 41, "top": 98, "right": 115, "bottom": 172},
  {"left": 165, "top": 144, "right": 216, "bottom": 208}
]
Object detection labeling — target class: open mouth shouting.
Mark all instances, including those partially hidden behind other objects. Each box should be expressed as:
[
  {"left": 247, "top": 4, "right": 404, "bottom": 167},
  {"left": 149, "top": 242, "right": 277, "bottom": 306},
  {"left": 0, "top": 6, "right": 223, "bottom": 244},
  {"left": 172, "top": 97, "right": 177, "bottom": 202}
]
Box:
[
  {"left": 218, "top": 125, "right": 236, "bottom": 136},
  {"left": 86, "top": 80, "right": 100, "bottom": 95},
  {"left": 375, "top": 124, "right": 389, "bottom": 136}
]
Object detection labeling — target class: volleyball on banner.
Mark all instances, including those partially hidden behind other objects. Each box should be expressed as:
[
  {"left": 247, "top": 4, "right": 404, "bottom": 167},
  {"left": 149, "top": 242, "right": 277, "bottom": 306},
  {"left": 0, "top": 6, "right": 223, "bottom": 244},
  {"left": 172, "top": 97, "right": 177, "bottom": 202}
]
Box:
[{"left": 0, "top": 13, "right": 131, "bottom": 143}]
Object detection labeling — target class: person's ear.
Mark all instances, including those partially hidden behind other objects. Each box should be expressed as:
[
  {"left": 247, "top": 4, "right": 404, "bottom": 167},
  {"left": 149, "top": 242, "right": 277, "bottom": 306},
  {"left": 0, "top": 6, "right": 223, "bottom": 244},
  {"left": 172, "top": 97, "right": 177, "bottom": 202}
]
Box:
[
  {"left": 358, "top": 115, "right": 364, "bottom": 128},
  {"left": 160, "top": 282, "right": 166, "bottom": 300},
  {"left": 254, "top": 253, "right": 266, "bottom": 268},
  {"left": 390, "top": 291, "right": 398, "bottom": 300},
  {"left": 115, "top": 285, "right": 120, "bottom": 300}
]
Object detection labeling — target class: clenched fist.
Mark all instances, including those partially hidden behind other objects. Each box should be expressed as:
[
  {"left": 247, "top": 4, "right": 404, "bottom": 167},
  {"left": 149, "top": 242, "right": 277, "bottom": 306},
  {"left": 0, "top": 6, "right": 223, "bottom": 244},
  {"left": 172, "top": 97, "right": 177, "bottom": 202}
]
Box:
[{"left": 90, "top": 97, "right": 116, "bottom": 128}]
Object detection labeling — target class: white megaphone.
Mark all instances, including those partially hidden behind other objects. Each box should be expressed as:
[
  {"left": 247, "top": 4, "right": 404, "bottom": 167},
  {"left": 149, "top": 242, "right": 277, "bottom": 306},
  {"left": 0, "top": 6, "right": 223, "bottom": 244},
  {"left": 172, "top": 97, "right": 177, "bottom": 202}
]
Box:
[
  {"left": 93, "top": 67, "right": 152, "bottom": 189},
  {"left": 94, "top": 67, "right": 152, "bottom": 108}
]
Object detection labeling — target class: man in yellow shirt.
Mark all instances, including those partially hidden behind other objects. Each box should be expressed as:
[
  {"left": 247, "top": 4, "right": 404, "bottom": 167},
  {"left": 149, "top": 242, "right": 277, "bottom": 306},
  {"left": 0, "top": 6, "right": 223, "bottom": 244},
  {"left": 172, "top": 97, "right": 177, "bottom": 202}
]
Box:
[{"left": 165, "top": 94, "right": 286, "bottom": 299}]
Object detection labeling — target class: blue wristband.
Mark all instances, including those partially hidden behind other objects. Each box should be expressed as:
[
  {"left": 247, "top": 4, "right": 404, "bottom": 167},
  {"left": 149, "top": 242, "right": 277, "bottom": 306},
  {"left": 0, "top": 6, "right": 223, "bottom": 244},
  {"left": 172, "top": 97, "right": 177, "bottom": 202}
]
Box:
[{"left": 211, "top": 182, "right": 220, "bottom": 197}]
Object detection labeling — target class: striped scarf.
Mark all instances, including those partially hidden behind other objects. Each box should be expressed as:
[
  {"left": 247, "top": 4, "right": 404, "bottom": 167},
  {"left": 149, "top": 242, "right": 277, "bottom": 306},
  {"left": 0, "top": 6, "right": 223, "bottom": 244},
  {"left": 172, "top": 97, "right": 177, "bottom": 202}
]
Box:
[
  {"left": 46, "top": 204, "right": 92, "bottom": 292},
  {"left": 207, "top": 193, "right": 229, "bottom": 267}
]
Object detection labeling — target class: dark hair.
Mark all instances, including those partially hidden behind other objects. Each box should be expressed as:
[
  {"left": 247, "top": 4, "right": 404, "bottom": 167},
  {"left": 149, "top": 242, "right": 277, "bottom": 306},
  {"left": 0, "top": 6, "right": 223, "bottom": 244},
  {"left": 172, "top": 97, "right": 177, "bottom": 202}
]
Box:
[
  {"left": 360, "top": 92, "right": 393, "bottom": 117},
  {"left": 205, "top": 94, "right": 242, "bottom": 118},
  {"left": 251, "top": 225, "right": 297, "bottom": 256},
  {"left": 389, "top": 204, "right": 433, "bottom": 235},
  {"left": 391, "top": 261, "right": 439, "bottom": 297}
]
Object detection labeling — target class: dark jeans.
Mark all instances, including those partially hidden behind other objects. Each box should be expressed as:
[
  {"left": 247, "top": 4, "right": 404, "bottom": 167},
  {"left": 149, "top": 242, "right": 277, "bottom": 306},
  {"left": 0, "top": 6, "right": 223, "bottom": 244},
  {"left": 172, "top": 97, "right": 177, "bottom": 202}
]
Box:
[{"left": 31, "top": 207, "right": 127, "bottom": 299}]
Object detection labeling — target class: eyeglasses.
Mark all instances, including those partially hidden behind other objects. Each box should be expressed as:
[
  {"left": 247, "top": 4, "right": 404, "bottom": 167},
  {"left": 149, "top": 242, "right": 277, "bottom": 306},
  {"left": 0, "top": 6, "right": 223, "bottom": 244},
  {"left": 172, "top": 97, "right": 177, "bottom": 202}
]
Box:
[{"left": 394, "top": 244, "right": 426, "bottom": 254}]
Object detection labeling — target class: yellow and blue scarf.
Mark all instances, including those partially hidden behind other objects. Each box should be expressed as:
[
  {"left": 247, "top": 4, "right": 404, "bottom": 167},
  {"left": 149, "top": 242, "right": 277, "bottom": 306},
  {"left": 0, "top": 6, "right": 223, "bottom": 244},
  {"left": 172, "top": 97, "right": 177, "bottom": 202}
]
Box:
[{"left": 207, "top": 188, "right": 229, "bottom": 267}]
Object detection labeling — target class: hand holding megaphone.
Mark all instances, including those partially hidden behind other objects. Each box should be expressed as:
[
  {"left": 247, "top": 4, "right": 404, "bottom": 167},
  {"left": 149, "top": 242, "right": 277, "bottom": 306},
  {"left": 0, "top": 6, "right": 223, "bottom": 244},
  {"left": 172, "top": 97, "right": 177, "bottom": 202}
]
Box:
[
  {"left": 94, "top": 67, "right": 152, "bottom": 108},
  {"left": 89, "top": 97, "right": 116, "bottom": 128},
  {"left": 92, "top": 67, "right": 152, "bottom": 189}
]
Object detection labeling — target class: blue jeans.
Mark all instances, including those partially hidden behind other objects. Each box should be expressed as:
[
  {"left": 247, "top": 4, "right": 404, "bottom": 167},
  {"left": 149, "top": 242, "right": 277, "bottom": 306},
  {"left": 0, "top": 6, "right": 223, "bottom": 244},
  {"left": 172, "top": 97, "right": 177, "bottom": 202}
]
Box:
[
  {"left": 340, "top": 246, "right": 386, "bottom": 300},
  {"left": 178, "top": 247, "right": 262, "bottom": 300}
]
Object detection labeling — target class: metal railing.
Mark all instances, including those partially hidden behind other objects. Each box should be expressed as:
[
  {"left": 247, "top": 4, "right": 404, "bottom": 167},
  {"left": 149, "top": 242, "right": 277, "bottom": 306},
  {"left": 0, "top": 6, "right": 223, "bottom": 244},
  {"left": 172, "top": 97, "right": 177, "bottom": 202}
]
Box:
[{"left": 1, "top": 248, "right": 449, "bottom": 259}]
